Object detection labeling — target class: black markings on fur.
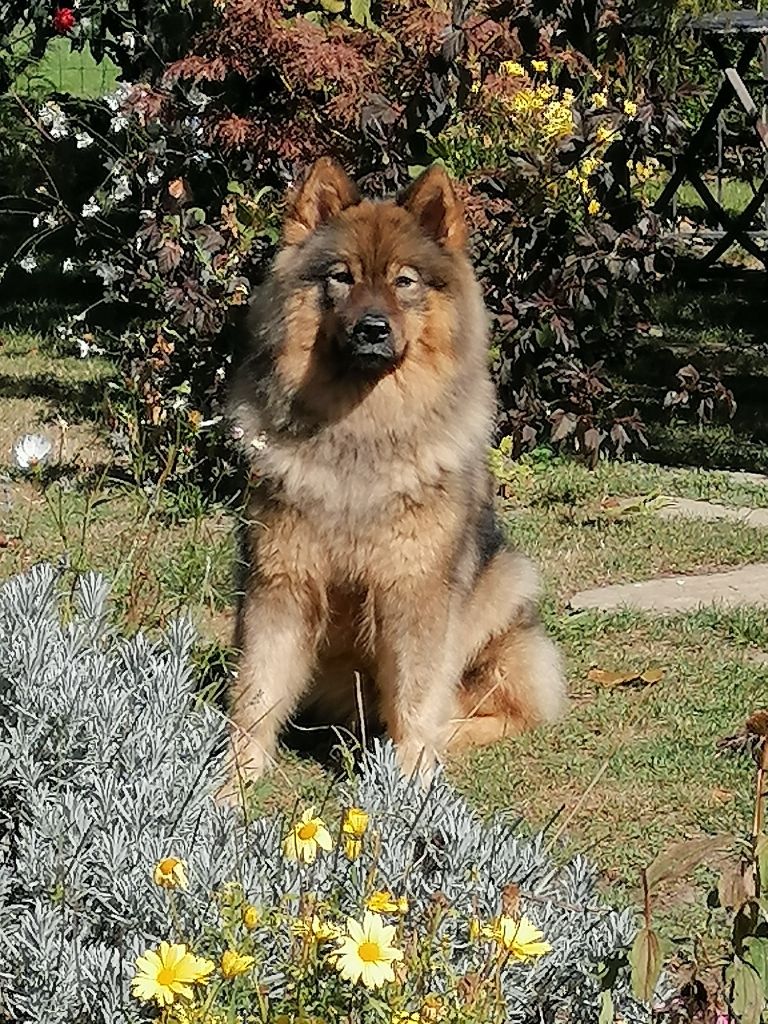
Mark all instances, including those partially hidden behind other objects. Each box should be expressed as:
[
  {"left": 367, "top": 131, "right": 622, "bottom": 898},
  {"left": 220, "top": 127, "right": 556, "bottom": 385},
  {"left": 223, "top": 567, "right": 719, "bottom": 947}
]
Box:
[{"left": 476, "top": 502, "right": 505, "bottom": 570}]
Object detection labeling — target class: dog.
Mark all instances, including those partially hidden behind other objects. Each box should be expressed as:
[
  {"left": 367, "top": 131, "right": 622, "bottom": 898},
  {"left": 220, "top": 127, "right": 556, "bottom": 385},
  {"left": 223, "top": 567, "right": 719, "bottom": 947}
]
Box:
[{"left": 223, "top": 157, "right": 565, "bottom": 793}]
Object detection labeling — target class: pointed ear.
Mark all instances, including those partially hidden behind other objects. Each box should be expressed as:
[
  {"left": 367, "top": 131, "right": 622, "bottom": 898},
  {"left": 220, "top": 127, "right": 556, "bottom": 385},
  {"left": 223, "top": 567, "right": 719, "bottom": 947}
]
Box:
[
  {"left": 282, "top": 157, "right": 359, "bottom": 245},
  {"left": 399, "top": 164, "right": 466, "bottom": 249}
]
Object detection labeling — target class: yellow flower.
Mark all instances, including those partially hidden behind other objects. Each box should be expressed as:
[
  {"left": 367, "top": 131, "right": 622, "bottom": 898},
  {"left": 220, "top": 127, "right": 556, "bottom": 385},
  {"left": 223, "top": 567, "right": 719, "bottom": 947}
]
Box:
[
  {"left": 591, "top": 91, "right": 608, "bottom": 109},
  {"left": 131, "top": 942, "right": 214, "bottom": 1006},
  {"left": 242, "top": 904, "right": 259, "bottom": 930},
  {"left": 587, "top": 199, "right": 601, "bottom": 215},
  {"left": 500, "top": 60, "right": 525, "bottom": 77},
  {"left": 421, "top": 995, "right": 443, "bottom": 1021},
  {"left": 281, "top": 808, "right": 333, "bottom": 863},
  {"left": 153, "top": 857, "right": 188, "bottom": 890},
  {"left": 344, "top": 837, "right": 363, "bottom": 860},
  {"left": 392, "top": 1014, "right": 420, "bottom": 1024},
  {"left": 596, "top": 124, "right": 613, "bottom": 145},
  {"left": 220, "top": 948, "right": 255, "bottom": 979},
  {"left": 623, "top": 99, "right": 638, "bottom": 116},
  {"left": 565, "top": 167, "right": 579, "bottom": 182},
  {"left": 493, "top": 915, "right": 552, "bottom": 961},
  {"left": 532, "top": 59, "right": 548, "bottom": 73},
  {"left": 292, "top": 914, "right": 340, "bottom": 943},
  {"left": 334, "top": 911, "right": 404, "bottom": 988},
  {"left": 342, "top": 806, "right": 369, "bottom": 838},
  {"left": 342, "top": 806, "right": 369, "bottom": 859},
  {"left": 366, "top": 890, "right": 409, "bottom": 915}
]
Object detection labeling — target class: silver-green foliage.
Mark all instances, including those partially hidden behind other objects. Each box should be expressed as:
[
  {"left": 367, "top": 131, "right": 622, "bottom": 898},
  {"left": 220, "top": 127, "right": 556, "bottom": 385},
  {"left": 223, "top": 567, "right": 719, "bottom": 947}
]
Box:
[{"left": 0, "top": 564, "right": 646, "bottom": 1023}]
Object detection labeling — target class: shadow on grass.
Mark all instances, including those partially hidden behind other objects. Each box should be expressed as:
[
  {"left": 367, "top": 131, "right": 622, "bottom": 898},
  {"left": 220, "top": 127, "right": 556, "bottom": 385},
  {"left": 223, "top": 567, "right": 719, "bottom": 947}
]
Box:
[{"left": 0, "top": 371, "right": 109, "bottom": 420}]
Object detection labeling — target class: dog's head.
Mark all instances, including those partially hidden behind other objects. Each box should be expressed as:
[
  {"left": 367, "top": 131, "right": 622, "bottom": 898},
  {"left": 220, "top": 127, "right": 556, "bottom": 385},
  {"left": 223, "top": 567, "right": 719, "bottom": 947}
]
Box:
[{"left": 272, "top": 158, "right": 477, "bottom": 386}]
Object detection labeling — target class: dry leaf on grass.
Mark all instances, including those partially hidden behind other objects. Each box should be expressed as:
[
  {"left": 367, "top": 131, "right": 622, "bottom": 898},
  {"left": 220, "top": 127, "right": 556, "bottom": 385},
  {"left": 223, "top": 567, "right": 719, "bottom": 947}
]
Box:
[
  {"left": 645, "top": 833, "right": 736, "bottom": 891},
  {"left": 587, "top": 666, "right": 665, "bottom": 689}
]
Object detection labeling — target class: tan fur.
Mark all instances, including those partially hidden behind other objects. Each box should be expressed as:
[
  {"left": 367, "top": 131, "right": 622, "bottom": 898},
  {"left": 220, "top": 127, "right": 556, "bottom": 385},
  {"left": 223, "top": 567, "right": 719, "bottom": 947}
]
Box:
[{"left": 221, "top": 159, "right": 566, "bottom": 797}]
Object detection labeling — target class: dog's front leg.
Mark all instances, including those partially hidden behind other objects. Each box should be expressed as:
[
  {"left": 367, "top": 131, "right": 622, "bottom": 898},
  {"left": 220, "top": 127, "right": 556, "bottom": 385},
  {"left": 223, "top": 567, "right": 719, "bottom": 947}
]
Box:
[
  {"left": 375, "top": 579, "right": 461, "bottom": 781},
  {"left": 221, "top": 577, "right": 324, "bottom": 801}
]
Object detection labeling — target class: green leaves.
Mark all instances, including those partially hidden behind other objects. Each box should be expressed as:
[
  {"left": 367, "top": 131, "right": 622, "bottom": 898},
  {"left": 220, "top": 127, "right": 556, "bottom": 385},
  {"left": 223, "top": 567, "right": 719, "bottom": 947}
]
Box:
[
  {"left": 350, "top": 0, "right": 373, "bottom": 26},
  {"left": 629, "top": 928, "right": 662, "bottom": 1004},
  {"left": 726, "top": 959, "right": 764, "bottom": 1024}
]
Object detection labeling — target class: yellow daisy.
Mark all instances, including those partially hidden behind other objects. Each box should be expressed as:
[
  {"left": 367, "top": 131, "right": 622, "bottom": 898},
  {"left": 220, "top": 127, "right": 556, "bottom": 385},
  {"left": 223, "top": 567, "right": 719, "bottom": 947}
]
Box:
[
  {"left": 494, "top": 915, "right": 552, "bottom": 961},
  {"left": 152, "top": 856, "right": 188, "bottom": 890},
  {"left": 366, "top": 890, "right": 408, "bottom": 915},
  {"left": 532, "top": 59, "right": 548, "bottom": 73},
  {"left": 220, "top": 948, "right": 255, "bottom": 979},
  {"left": 334, "top": 911, "right": 404, "bottom": 989},
  {"left": 131, "top": 941, "right": 215, "bottom": 1006},
  {"left": 587, "top": 199, "right": 601, "bottom": 216},
  {"left": 281, "top": 808, "right": 333, "bottom": 864},
  {"left": 623, "top": 99, "right": 638, "bottom": 116},
  {"left": 241, "top": 903, "right": 260, "bottom": 930}
]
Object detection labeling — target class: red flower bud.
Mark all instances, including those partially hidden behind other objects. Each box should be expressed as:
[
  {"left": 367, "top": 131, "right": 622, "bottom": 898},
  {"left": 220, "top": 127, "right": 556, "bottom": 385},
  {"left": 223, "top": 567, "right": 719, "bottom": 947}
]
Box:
[{"left": 52, "top": 7, "right": 76, "bottom": 33}]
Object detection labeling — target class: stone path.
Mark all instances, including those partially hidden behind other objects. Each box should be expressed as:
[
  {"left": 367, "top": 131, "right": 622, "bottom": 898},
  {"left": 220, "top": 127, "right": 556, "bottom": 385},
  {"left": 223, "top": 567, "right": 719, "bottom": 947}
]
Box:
[
  {"left": 654, "top": 497, "right": 768, "bottom": 528},
  {"left": 570, "top": 563, "right": 768, "bottom": 614},
  {"left": 570, "top": 490, "right": 768, "bottom": 613}
]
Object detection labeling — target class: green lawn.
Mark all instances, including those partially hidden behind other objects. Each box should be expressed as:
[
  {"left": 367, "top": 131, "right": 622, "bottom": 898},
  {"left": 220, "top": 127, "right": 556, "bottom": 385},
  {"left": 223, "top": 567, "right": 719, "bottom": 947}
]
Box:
[{"left": 1, "top": 324, "right": 767, "bottom": 959}]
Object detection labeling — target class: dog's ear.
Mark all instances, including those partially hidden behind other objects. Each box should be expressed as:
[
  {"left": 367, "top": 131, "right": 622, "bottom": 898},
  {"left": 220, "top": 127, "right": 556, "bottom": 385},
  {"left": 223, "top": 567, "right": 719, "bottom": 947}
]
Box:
[
  {"left": 399, "top": 164, "right": 466, "bottom": 250},
  {"left": 283, "top": 157, "right": 359, "bottom": 245}
]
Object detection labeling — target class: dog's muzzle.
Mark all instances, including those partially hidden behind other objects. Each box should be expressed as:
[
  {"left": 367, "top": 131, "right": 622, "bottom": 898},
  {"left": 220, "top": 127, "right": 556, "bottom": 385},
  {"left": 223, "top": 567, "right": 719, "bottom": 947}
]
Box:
[{"left": 346, "top": 314, "right": 397, "bottom": 374}]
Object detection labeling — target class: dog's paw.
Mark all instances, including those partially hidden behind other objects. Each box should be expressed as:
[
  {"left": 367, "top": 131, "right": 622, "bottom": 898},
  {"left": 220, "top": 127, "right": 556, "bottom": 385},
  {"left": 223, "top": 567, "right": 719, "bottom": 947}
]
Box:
[{"left": 395, "top": 741, "right": 439, "bottom": 788}]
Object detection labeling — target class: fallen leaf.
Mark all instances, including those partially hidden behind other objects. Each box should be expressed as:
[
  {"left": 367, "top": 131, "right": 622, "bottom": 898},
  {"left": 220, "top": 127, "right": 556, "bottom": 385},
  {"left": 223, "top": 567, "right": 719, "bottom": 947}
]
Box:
[
  {"left": 587, "top": 666, "right": 665, "bottom": 689},
  {"left": 646, "top": 833, "right": 735, "bottom": 890},
  {"left": 640, "top": 667, "right": 665, "bottom": 684}
]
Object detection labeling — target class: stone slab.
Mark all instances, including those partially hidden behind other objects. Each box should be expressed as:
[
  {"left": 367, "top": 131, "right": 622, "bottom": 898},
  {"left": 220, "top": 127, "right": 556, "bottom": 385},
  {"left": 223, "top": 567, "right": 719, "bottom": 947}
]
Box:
[
  {"left": 569, "top": 563, "right": 768, "bottom": 613},
  {"left": 654, "top": 497, "right": 768, "bottom": 528}
]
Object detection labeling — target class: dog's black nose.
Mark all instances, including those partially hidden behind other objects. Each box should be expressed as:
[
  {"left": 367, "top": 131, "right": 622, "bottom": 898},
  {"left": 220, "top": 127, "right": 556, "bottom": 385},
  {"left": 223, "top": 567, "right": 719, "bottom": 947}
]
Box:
[{"left": 352, "top": 314, "right": 392, "bottom": 347}]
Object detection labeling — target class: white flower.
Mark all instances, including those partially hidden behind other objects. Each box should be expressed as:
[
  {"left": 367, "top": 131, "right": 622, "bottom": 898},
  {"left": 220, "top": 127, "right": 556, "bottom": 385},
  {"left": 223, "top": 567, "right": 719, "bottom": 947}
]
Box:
[
  {"left": 147, "top": 167, "right": 162, "bottom": 185},
  {"left": 19, "top": 254, "right": 37, "bottom": 273},
  {"left": 93, "top": 261, "right": 124, "bottom": 285},
  {"left": 13, "top": 434, "right": 52, "bottom": 470},
  {"left": 39, "top": 101, "right": 68, "bottom": 140},
  {"left": 110, "top": 114, "right": 129, "bottom": 133},
  {"left": 32, "top": 216, "right": 40, "bottom": 228},
  {"left": 251, "top": 433, "right": 267, "bottom": 451},
  {"left": 112, "top": 176, "right": 131, "bottom": 201},
  {"left": 75, "top": 131, "right": 94, "bottom": 148},
  {"left": 81, "top": 197, "right": 100, "bottom": 218},
  {"left": 62, "top": 258, "right": 75, "bottom": 273},
  {"left": 43, "top": 212, "right": 58, "bottom": 228},
  {"left": 120, "top": 31, "right": 136, "bottom": 52},
  {"left": 77, "top": 338, "right": 105, "bottom": 359},
  {"left": 104, "top": 82, "right": 133, "bottom": 112}
]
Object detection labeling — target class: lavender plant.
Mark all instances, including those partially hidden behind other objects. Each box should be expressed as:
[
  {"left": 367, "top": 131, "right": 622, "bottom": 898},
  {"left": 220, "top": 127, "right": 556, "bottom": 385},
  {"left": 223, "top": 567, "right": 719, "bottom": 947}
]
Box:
[{"left": 0, "top": 564, "right": 649, "bottom": 1023}]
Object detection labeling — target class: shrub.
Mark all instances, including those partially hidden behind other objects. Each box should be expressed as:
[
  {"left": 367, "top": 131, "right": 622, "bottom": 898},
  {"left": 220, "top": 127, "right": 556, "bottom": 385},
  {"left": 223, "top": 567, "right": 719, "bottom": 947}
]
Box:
[
  {"left": 0, "top": 0, "right": 676, "bottom": 485},
  {"left": 0, "top": 563, "right": 650, "bottom": 1023}
]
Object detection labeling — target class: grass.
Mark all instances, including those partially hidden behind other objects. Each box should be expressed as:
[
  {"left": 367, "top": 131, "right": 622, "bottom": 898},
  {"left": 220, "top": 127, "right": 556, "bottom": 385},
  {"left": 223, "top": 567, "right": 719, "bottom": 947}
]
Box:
[{"left": 2, "top": 324, "right": 768, "bottom": 957}]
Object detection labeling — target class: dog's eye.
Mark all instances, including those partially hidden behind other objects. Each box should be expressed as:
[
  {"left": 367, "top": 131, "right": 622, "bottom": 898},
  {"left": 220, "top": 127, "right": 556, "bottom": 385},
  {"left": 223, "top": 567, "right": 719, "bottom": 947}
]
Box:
[
  {"left": 395, "top": 269, "right": 420, "bottom": 289},
  {"left": 327, "top": 267, "right": 354, "bottom": 286}
]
